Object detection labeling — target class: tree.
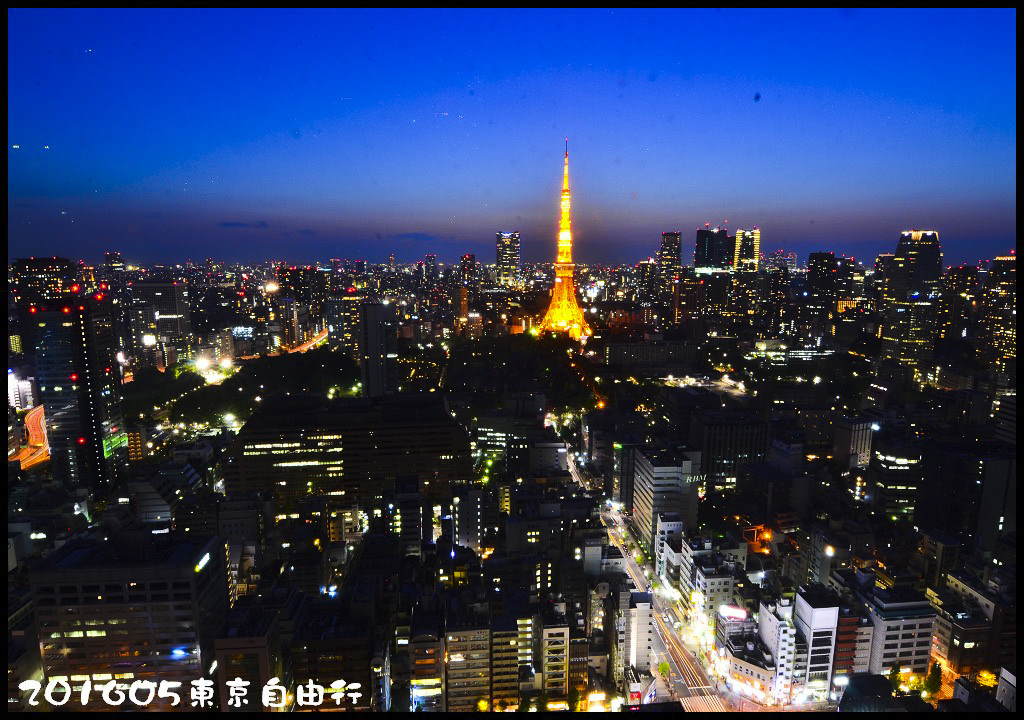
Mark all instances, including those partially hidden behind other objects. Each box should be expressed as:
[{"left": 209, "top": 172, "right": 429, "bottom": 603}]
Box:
[
  {"left": 888, "top": 663, "right": 902, "bottom": 693},
  {"left": 658, "top": 661, "right": 671, "bottom": 678},
  {"left": 924, "top": 662, "right": 942, "bottom": 695},
  {"left": 516, "top": 697, "right": 532, "bottom": 713},
  {"left": 567, "top": 687, "right": 581, "bottom": 711}
]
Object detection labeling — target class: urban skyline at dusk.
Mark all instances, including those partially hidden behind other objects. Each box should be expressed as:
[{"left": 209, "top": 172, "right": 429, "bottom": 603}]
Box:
[
  {"left": 7, "top": 8, "right": 1017, "bottom": 715},
  {"left": 8, "top": 8, "right": 1017, "bottom": 265}
]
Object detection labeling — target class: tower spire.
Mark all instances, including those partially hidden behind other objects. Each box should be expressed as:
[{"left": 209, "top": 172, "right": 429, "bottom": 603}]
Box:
[{"left": 540, "top": 142, "right": 591, "bottom": 342}]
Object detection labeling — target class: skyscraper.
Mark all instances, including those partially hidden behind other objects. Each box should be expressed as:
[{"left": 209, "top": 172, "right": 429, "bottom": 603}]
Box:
[
  {"left": 326, "top": 285, "right": 365, "bottom": 359},
  {"left": 33, "top": 290, "right": 127, "bottom": 489},
  {"left": 10, "top": 256, "right": 80, "bottom": 359},
  {"left": 979, "top": 255, "right": 1016, "bottom": 376},
  {"left": 657, "top": 231, "right": 682, "bottom": 306},
  {"left": 496, "top": 232, "right": 521, "bottom": 287},
  {"left": 733, "top": 227, "right": 761, "bottom": 273},
  {"left": 424, "top": 253, "right": 438, "bottom": 285},
  {"left": 359, "top": 302, "right": 398, "bottom": 398},
  {"left": 130, "top": 279, "right": 192, "bottom": 351},
  {"left": 540, "top": 143, "right": 591, "bottom": 341},
  {"left": 102, "top": 251, "right": 133, "bottom": 354},
  {"left": 882, "top": 230, "right": 943, "bottom": 307},
  {"left": 879, "top": 298, "right": 937, "bottom": 379},
  {"left": 460, "top": 253, "right": 477, "bottom": 288},
  {"left": 936, "top": 264, "right": 979, "bottom": 340},
  {"left": 694, "top": 224, "right": 733, "bottom": 273}
]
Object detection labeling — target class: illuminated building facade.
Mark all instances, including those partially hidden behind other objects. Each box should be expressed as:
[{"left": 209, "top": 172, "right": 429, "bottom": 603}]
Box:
[
  {"left": 10, "top": 256, "right": 80, "bottom": 358},
  {"left": 540, "top": 145, "right": 591, "bottom": 341},
  {"left": 733, "top": 227, "right": 761, "bottom": 273},
  {"left": 937, "top": 264, "right": 979, "bottom": 341},
  {"left": 460, "top": 253, "right": 477, "bottom": 288},
  {"left": 34, "top": 291, "right": 127, "bottom": 489},
  {"left": 879, "top": 298, "right": 936, "bottom": 378},
  {"left": 657, "top": 231, "right": 682, "bottom": 306},
  {"left": 881, "top": 230, "right": 942, "bottom": 308},
  {"left": 979, "top": 255, "right": 1016, "bottom": 376},
  {"left": 868, "top": 438, "right": 923, "bottom": 518},
  {"left": 130, "top": 279, "right": 192, "bottom": 366},
  {"left": 445, "top": 621, "right": 491, "bottom": 712},
  {"left": 496, "top": 232, "right": 521, "bottom": 287},
  {"left": 326, "top": 286, "right": 364, "bottom": 359},
  {"left": 29, "top": 532, "right": 228, "bottom": 710},
  {"left": 222, "top": 395, "right": 472, "bottom": 511}
]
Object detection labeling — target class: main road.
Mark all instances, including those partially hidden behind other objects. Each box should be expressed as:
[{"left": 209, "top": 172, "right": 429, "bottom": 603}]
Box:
[
  {"left": 601, "top": 510, "right": 730, "bottom": 712},
  {"left": 568, "top": 438, "right": 728, "bottom": 709}
]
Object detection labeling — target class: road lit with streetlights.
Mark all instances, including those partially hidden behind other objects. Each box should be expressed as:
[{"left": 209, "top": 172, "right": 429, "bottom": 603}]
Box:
[{"left": 599, "top": 507, "right": 729, "bottom": 712}]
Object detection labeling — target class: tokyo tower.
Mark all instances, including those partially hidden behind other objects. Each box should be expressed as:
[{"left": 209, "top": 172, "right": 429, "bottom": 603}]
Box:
[{"left": 540, "top": 141, "right": 591, "bottom": 341}]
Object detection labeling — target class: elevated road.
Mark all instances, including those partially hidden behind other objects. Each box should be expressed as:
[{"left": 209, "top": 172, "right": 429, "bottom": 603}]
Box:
[{"left": 16, "top": 405, "right": 50, "bottom": 470}]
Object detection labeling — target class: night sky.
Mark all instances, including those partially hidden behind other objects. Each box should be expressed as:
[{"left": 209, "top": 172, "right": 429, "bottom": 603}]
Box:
[{"left": 7, "top": 9, "right": 1017, "bottom": 266}]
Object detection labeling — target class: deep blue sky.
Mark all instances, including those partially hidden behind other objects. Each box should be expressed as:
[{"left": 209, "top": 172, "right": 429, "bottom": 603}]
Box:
[{"left": 7, "top": 9, "right": 1017, "bottom": 266}]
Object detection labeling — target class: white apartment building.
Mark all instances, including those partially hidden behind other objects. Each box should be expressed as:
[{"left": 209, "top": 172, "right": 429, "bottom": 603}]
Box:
[
  {"left": 654, "top": 512, "right": 684, "bottom": 578},
  {"left": 693, "top": 556, "right": 737, "bottom": 619},
  {"left": 794, "top": 586, "right": 840, "bottom": 700},
  {"left": 617, "top": 590, "right": 654, "bottom": 682},
  {"left": 758, "top": 599, "right": 800, "bottom": 704}
]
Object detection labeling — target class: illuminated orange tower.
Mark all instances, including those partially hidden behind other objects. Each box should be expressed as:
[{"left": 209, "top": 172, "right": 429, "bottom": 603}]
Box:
[{"left": 540, "top": 141, "right": 591, "bottom": 341}]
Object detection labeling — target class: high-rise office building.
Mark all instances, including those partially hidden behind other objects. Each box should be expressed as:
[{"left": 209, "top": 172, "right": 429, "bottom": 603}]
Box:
[
  {"left": 806, "top": 252, "right": 839, "bottom": 320},
  {"left": 496, "top": 232, "right": 521, "bottom": 287},
  {"left": 694, "top": 224, "right": 733, "bottom": 273},
  {"left": 222, "top": 395, "right": 473, "bottom": 510},
  {"left": 326, "top": 286, "right": 364, "bottom": 359},
  {"left": 10, "top": 256, "right": 81, "bottom": 358},
  {"left": 359, "top": 302, "right": 398, "bottom": 398},
  {"left": 130, "top": 279, "right": 192, "bottom": 351},
  {"left": 10, "top": 256, "right": 80, "bottom": 309},
  {"left": 275, "top": 264, "right": 329, "bottom": 310},
  {"left": 635, "top": 259, "right": 658, "bottom": 306},
  {"left": 879, "top": 298, "right": 936, "bottom": 378},
  {"left": 632, "top": 448, "right": 700, "bottom": 552},
  {"left": 882, "top": 230, "right": 943, "bottom": 307},
  {"left": 29, "top": 531, "right": 229, "bottom": 710},
  {"left": 657, "top": 231, "right": 682, "bottom": 306},
  {"left": 979, "top": 255, "right": 1016, "bottom": 376},
  {"left": 733, "top": 227, "right": 761, "bottom": 273},
  {"left": 691, "top": 410, "right": 770, "bottom": 494},
  {"left": 868, "top": 436, "right": 923, "bottom": 519},
  {"left": 460, "top": 253, "right": 477, "bottom": 288},
  {"left": 34, "top": 290, "right": 127, "bottom": 489},
  {"left": 936, "top": 264, "right": 979, "bottom": 341},
  {"left": 424, "top": 253, "right": 438, "bottom": 285},
  {"left": 101, "top": 251, "right": 133, "bottom": 354}
]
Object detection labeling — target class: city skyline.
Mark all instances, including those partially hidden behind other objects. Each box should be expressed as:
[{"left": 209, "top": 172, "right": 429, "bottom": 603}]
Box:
[
  {"left": 7, "top": 9, "right": 1017, "bottom": 265},
  {"left": 6, "top": 10, "right": 1017, "bottom": 714}
]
